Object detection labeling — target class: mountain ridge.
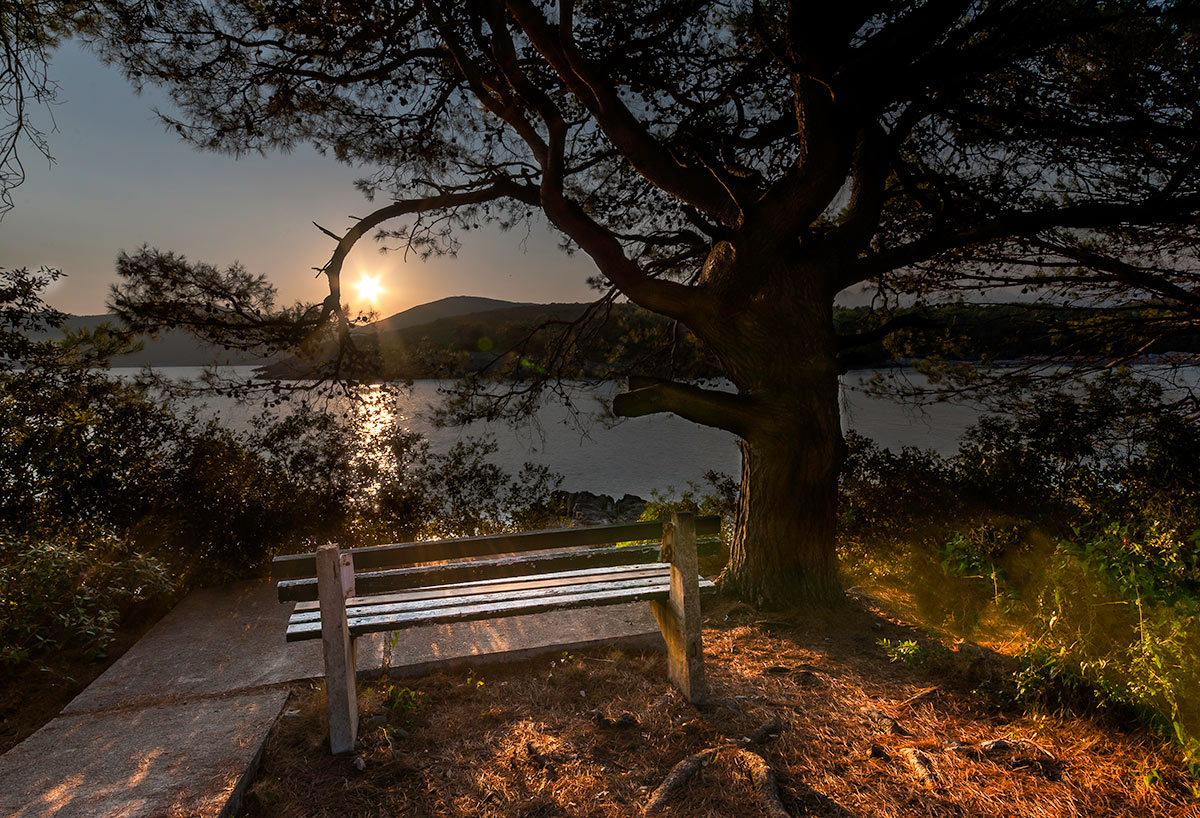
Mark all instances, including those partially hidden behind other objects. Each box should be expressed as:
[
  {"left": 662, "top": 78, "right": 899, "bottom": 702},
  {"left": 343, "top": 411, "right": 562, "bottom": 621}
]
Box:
[
  {"left": 359, "top": 296, "right": 535, "bottom": 334},
  {"left": 42, "top": 296, "right": 548, "bottom": 367}
]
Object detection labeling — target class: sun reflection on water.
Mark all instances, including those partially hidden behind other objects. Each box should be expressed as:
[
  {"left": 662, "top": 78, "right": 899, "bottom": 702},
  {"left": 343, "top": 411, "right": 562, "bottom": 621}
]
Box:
[
  {"left": 356, "top": 384, "right": 391, "bottom": 442},
  {"left": 347, "top": 383, "right": 405, "bottom": 502}
]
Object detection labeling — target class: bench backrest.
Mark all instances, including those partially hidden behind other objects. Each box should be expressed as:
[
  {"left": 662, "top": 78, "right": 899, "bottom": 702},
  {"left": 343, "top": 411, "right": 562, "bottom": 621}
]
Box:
[{"left": 273, "top": 516, "right": 722, "bottom": 603}]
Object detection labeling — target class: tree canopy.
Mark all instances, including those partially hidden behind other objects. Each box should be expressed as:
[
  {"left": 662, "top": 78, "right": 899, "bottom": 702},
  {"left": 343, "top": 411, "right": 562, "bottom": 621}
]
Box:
[{"left": 87, "top": 1, "right": 1200, "bottom": 606}]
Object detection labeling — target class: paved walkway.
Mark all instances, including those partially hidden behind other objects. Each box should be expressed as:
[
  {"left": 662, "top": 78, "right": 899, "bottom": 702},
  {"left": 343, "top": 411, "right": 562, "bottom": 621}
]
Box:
[{"left": 0, "top": 580, "right": 663, "bottom": 818}]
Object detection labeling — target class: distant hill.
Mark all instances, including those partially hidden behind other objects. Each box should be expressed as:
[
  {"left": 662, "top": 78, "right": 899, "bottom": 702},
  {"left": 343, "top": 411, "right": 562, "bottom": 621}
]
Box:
[
  {"left": 258, "top": 300, "right": 597, "bottom": 379},
  {"left": 44, "top": 315, "right": 268, "bottom": 367},
  {"left": 379, "top": 302, "right": 590, "bottom": 345},
  {"left": 361, "top": 296, "right": 535, "bottom": 334},
  {"left": 33, "top": 298, "right": 554, "bottom": 369}
]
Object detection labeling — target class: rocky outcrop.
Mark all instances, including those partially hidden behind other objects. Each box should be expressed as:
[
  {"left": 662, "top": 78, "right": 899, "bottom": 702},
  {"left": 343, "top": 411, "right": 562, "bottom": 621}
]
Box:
[{"left": 552, "top": 491, "right": 649, "bottom": 526}]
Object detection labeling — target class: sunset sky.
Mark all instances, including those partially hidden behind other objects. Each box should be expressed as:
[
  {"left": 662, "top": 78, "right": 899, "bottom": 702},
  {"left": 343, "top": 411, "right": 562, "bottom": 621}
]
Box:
[{"left": 2, "top": 41, "right": 596, "bottom": 319}]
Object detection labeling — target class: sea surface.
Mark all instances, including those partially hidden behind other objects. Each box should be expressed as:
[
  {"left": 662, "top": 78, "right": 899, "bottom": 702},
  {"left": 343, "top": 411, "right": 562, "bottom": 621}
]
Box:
[
  {"left": 108, "top": 366, "right": 989, "bottom": 496},
  {"left": 102, "top": 366, "right": 1153, "bottom": 497}
]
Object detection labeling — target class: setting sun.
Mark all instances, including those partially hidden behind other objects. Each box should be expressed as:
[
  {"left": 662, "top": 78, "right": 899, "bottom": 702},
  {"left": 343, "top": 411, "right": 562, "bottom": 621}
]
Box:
[{"left": 355, "top": 274, "right": 384, "bottom": 304}]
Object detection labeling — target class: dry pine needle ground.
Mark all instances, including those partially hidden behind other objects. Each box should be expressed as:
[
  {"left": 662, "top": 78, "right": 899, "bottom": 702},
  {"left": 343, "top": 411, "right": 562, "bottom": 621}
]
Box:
[{"left": 241, "top": 598, "right": 1200, "bottom": 818}]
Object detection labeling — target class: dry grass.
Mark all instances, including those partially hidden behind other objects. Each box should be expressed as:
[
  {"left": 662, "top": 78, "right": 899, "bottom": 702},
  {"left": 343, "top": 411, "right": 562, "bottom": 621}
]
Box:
[{"left": 241, "top": 598, "right": 1200, "bottom": 817}]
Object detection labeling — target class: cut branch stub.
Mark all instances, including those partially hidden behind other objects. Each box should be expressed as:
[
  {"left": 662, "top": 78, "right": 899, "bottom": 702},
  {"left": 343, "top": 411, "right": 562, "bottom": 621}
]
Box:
[{"left": 612, "top": 378, "right": 756, "bottom": 437}]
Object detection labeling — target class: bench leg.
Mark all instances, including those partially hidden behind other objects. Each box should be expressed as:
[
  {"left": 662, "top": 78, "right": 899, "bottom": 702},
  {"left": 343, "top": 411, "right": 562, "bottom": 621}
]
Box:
[
  {"left": 651, "top": 511, "right": 706, "bottom": 704},
  {"left": 317, "top": 543, "right": 359, "bottom": 754}
]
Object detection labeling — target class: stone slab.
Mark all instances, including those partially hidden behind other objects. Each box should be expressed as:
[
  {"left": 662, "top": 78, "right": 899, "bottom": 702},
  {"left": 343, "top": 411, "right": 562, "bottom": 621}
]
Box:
[
  {"left": 0, "top": 689, "right": 287, "bottom": 818},
  {"left": 63, "top": 580, "right": 385, "bottom": 715},
  {"left": 65, "top": 581, "right": 664, "bottom": 715}
]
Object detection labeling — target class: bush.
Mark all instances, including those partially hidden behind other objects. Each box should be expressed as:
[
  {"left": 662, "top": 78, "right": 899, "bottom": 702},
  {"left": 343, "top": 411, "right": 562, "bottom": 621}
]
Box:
[
  {"left": 838, "top": 370, "right": 1200, "bottom": 773},
  {"left": 641, "top": 472, "right": 736, "bottom": 526},
  {"left": 1020, "top": 525, "right": 1200, "bottom": 775},
  {"left": 0, "top": 268, "right": 570, "bottom": 672},
  {"left": 0, "top": 530, "right": 173, "bottom": 666}
]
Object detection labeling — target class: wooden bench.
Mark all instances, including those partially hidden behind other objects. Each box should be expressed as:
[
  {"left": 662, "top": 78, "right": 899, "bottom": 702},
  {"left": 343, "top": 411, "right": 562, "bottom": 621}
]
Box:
[{"left": 273, "top": 512, "right": 721, "bottom": 753}]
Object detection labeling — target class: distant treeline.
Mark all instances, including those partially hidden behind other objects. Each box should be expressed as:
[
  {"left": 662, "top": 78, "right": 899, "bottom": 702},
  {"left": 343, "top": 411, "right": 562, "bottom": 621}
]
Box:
[
  {"left": 259, "top": 301, "right": 726, "bottom": 381},
  {"left": 837, "top": 301, "right": 1200, "bottom": 368},
  {"left": 260, "top": 301, "right": 1200, "bottom": 381}
]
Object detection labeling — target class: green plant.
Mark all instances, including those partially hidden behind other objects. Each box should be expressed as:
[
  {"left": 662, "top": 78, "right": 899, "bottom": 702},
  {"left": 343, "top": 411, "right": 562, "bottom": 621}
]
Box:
[
  {"left": 256, "top": 778, "right": 283, "bottom": 806},
  {"left": 877, "top": 638, "right": 927, "bottom": 667},
  {"left": 378, "top": 683, "right": 427, "bottom": 723},
  {"left": 1142, "top": 766, "right": 1164, "bottom": 790},
  {"left": 642, "top": 476, "right": 735, "bottom": 538},
  {"left": 0, "top": 530, "right": 174, "bottom": 665},
  {"left": 841, "top": 371, "right": 1200, "bottom": 775}
]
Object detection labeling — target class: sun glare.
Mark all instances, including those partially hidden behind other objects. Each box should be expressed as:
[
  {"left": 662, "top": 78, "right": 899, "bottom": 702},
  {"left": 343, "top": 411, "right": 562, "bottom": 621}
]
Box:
[{"left": 355, "top": 274, "right": 383, "bottom": 304}]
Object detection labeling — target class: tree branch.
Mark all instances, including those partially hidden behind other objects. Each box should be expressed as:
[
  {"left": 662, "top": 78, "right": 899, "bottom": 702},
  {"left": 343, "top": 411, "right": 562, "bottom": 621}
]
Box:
[
  {"left": 826, "top": 123, "right": 891, "bottom": 263},
  {"left": 318, "top": 180, "right": 539, "bottom": 299},
  {"left": 840, "top": 0, "right": 975, "bottom": 99},
  {"left": 746, "top": 77, "right": 849, "bottom": 247},
  {"left": 505, "top": 0, "right": 743, "bottom": 227},
  {"left": 1038, "top": 239, "right": 1200, "bottom": 313},
  {"left": 612, "top": 377, "right": 757, "bottom": 437},
  {"left": 848, "top": 193, "right": 1200, "bottom": 283},
  {"left": 470, "top": 1, "right": 700, "bottom": 323}
]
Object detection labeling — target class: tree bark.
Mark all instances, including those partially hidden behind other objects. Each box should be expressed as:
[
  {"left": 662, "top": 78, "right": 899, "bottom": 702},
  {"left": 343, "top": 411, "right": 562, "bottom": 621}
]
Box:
[
  {"left": 695, "top": 243, "right": 845, "bottom": 606},
  {"left": 620, "top": 242, "right": 848, "bottom": 608},
  {"left": 718, "top": 389, "right": 844, "bottom": 608}
]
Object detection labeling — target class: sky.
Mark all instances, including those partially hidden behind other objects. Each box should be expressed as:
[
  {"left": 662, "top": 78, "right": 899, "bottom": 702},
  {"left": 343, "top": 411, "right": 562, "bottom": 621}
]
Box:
[{"left": 1, "top": 42, "right": 597, "bottom": 319}]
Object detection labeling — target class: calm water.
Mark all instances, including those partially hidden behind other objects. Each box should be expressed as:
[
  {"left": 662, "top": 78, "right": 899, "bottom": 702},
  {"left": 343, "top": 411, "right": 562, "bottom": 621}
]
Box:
[{"left": 108, "top": 367, "right": 987, "bottom": 496}]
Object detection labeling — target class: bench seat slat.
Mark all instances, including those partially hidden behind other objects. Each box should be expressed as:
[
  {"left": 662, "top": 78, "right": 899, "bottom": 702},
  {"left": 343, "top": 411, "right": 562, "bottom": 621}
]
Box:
[
  {"left": 293, "top": 563, "right": 674, "bottom": 613},
  {"left": 286, "top": 578, "right": 717, "bottom": 642},
  {"left": 289, "top": 571, "right": 672, "bottom": 627},
  {"left": 272, "top": 515, "right": 722, "bottom": 579},
  {"left": 278, "top": 543, "right": 660, "bottom": 602},
  {"left": 278, "top": 537, "right": 727, "bottom": 603}
]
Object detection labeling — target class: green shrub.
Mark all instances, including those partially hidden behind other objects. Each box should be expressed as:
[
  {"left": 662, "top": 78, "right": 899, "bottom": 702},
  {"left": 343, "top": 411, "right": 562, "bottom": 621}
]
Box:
[
  {"left": 877, "top": 637, "right": 927, "bottom": 667},
  {"left": 641, "top": 472, "right": 736, "bottom": 535},
  {"left": 0, "top": 530, "right": 174, "bottom": 665},
  {"left": 1020, "top": 527, "right": 1200, "bottom": 771},
  {"left": 839, "top": 370, "right": 1200, "bottom": 773}
]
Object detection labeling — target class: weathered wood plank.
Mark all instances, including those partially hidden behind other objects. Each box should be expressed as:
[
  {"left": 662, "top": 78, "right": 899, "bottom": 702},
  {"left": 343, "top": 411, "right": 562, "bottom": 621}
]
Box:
[
  {"left": 651, "top": 512, "right": 706, "bottom": 704},
  {"left": 289, "top": 573, "right": 675, "bottom": 627},
  {"left": 294, "top": 563, "right": 673, "bottom": 613},
  {"left": 272, "top": 515, "right": 722, "bottom": 579},
  {"left": 280, "top": 543, "right": 658, "bottom": 602},
  {"left": 316, "top": 544, "right": 358, "bottom": 754},
  {"left": 278, "top": 537, "right": 726, "bottom": 603},
  {"left": 286, "top": 579, "right": 716, "bottom": 642}
]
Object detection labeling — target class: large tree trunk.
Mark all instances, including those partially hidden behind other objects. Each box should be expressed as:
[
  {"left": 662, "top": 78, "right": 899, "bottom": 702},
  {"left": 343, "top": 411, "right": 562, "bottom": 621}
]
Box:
[
  {"left": 718, "top": 381, "right": 845, "bottom": 608},
  {"left": 615, "top": 244, "right": 848, "bottom": 608},
  {"left": 701, "top": 247, "right": 847, "bottom": 608}
]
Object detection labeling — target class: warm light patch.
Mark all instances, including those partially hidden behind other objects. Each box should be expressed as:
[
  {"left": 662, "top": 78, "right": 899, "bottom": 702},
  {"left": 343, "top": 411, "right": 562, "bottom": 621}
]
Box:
[{"left": 355, "top": 274, "right": 383, "bottom": 303}]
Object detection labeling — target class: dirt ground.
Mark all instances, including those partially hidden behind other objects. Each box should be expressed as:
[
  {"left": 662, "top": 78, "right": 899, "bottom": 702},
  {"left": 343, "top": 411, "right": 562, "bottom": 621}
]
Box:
[{"left": 240, "top": 596, "right": 1200, "bottom": 817}]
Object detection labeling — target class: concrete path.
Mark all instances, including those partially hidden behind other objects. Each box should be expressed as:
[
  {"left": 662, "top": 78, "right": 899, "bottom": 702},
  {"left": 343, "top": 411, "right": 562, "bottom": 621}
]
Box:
[{"left": 0, "top": 579, "right": 662, "bottom": 818}]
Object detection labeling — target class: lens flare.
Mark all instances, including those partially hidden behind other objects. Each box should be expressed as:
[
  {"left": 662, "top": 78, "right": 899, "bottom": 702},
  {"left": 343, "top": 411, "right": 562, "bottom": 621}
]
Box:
[{"left": 355, "top": 274, "right": 383, "bottom": 303}]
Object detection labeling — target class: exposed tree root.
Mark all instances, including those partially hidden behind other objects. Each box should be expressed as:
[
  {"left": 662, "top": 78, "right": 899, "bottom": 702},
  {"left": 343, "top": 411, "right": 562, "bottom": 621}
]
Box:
[
  {"left": 643, "top": 718, "right": 791, "bottom": 816},
  {"left": 861, "top": 706, "right": 911, "bottom": 736},
  {"left": 642, "top": 745, "right": 721, "bottom": 815},
  {"left": 728, "top": 747, "right": 792, "bottom": 818},
  {"left": 900, "top": 747, "right": 938, "bottom": 785}
]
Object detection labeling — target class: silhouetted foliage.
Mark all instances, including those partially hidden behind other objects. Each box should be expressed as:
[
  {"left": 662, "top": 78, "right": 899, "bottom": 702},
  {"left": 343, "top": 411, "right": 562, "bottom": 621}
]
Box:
[
  {"left": 0, "top": 269, "right": 565, "bottom": 665},
  {"left": 87, "top": 1, "right": 1200, "bottom": 605},
  {"left": 0, "top": 2, "right": 105, "bottom": 215}
]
